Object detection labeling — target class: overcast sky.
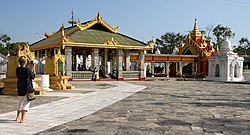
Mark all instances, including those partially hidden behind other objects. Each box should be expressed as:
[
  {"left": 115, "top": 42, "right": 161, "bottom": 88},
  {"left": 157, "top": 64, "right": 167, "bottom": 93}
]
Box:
[{"left": 0, "top": 0, "right": 250, "bottom": 46}]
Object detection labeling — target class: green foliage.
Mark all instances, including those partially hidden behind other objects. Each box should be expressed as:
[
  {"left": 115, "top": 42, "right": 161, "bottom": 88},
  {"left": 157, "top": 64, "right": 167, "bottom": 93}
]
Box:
[
  {"left": 155, "top": 32, "right": 186, "bottom": 54},
  {"left": 0, "top": 44, "right": 7, "bottom": 55},
  {"left": 212, "top": 24, "right": 235, "bottom": 48},
  {"left": 233, "top": 37, "right": 250, "bottom": 55},
  {"left": 0, "top": 34, "right": 25, "bottom": 56},
  {"left": 0, "top": 34, "right": 10, "bottom": 55}
]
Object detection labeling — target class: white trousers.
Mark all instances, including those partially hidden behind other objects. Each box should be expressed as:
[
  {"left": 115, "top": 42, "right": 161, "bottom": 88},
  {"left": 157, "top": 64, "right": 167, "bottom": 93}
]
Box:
[{"left": 17, "top": 95, "right": 30, "bottom": 111}]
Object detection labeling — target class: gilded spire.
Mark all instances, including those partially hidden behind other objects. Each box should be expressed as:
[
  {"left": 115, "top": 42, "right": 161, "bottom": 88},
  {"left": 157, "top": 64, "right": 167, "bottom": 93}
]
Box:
[
  {"left": 193, "top": 18, "right": 199, "bottom": 33},
  {"left": 191, "top": 18, "right": 201, "bottom": 39}
]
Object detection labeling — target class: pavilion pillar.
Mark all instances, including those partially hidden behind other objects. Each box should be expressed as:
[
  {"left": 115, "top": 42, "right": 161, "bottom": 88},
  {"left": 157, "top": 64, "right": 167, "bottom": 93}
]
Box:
[
  {"left": 163, "top": 63, "right": 165, "bottom": 74},
  {"left": 36, "top": 50, "right": 41, "bottom": 74},
  {"left": 151, "top": 62, "right": 154, "bottom": 77},
  {"left": 103, "top": 49, "right": 108, "bottom": 76},
  {"left": 138, "top": 51, "right": 145, "bottom": 80},
  {"left": 91, "top": 49, "right": 94, "bottom": 68},
  {"left": 65, "top": 47, "right": 72, "bottom": 76},
  {"left": 166, "top": 62, "right": 170, "bottom": 78},
  {"left": 44, "top": 49, "right": 48, "bottom": 58},
  {"left": 73, "top": 54, "right": 77, "bottom": 71},
  {"left": 40, "top": 50, "right": 43, "bottom": 73},
  {"left": 48, "top": 48, "right": 52, "bottom": 57},
  {"left": 192, "top": 62, "right": 196, "bottom": 77},
  {"left": 176, "top": 63, "right": 179, "bottom": 76},
  {"left": 81, "top": 49, "right": 86, "bottom": 71},
  {"left": 116, "top": 49, "right": 123, "bottom": 80},
  {"left": 41, "top": 49, "right": 48, "bottom": 74},
  {"left": 239, "top": 63, "right": 243, "bottom": 78},
  {"left": 111, "top": 50, "right": 116, "bottom": 72},
  {"left": 125, "top": 50, "right": 131, "bottom": 71},
  {"left": 179, "top": 62, "right": 183, "bottom": 78},
  {"left": 92, "top": 48, "right": 99, "bottom": 80},
  {"left": 230, "top": 64, "right": 234, "bottom": 81}
]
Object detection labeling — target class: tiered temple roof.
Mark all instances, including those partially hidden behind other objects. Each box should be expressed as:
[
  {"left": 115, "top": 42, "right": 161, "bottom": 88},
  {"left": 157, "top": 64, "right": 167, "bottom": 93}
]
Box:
[
  {"left": 178, "top": 19, "right": 217, "bottom": 57},
  {"left": 30, "top": 13, "right": 153, "bottom": 51}
]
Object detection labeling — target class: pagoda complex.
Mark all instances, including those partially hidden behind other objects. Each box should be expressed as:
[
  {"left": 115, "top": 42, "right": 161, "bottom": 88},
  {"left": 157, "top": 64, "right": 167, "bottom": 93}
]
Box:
[
  {"left": 178, "top": 19, "right": 217, "bottom": 76},
  {"left": 30, "top": 13, "right": 154, "bottom": 81}
]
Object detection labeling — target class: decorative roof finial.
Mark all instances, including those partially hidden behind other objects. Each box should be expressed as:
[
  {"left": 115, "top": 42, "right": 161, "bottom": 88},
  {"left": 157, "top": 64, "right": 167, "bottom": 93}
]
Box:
[
  {"left": 61, "top": 23, "right": 65, "bottom": 37},
  {"left": 96, "top": 11, "right": 102, "bottom": 21},
  {"left": 68, "top": 10, "right": 77, "bottom": 27},
  {"left": 194, "top": 18, "right": 199, "bottom": 32}
]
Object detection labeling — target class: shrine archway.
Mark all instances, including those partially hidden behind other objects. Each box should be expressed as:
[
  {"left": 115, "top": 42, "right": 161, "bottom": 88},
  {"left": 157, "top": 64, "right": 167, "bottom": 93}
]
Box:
[{"left": 215, "top": 64, "right": 220, "bottom": 77}]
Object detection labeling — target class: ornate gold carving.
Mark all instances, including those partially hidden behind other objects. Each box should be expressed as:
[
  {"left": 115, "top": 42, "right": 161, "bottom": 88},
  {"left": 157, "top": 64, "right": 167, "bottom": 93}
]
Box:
[
  {"left": 60, "top": 23, "right": 71, "bottom": 44},
  {"left": 54, "top": 50, "right": 65, "bottom": 75},
  {"left": 44, "top": 32, "right": 53, "bottom": 38},
  {"left": 76, "top": 12, "right": 119, "bottom": 33},
  {"left": 44, "top": 25, "right": 64, "bottom": 38},
  {"left": 17, "top": 43, "right": 35, "bottom": 61},
  {"left": 62, "top": 36, "right": 70, "bottom": 42},
  {"left": 46, "top": 48, "right": 65, "bottom": 76},
  {"left": 146, "top": 37, "right": 154, "bottom": 51},
  {"left": 178, "top": 19, "right": 217, "bottom": 57},
  {"left": 104, "top": 37, "right": 118, "bottom": 45}
]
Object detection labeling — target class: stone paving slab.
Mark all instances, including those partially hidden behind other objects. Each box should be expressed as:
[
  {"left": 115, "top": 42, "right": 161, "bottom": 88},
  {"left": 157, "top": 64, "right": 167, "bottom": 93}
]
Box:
[
  {"left": 0, "top": 81, "right": 146, "bottom": 135},
  {"left": 38, "top": 80, "right": 250, "bottom": 135},
  {"left": 0, "top": 96, "right": 67, "bottom": 114}
]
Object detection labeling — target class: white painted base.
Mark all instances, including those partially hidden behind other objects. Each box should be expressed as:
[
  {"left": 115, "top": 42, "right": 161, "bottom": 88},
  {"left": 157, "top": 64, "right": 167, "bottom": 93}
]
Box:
[
  {"left": 207, "top": 76, "right": 245, "bottom": 82},
  {"left": 38, "top": 74, "right": 53, "bottom": 91},
  {"left": 0, "top": 74, "right": 6, "bottom": 79}
]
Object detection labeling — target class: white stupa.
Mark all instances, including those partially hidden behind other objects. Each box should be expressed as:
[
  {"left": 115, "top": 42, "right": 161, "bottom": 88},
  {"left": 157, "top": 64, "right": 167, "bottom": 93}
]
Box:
[
  {"left": 154, "top": 47, "right": 164, "bottom": 67},
  {"left": 207, "top": 37, "right": 244, "bottom": 81}
]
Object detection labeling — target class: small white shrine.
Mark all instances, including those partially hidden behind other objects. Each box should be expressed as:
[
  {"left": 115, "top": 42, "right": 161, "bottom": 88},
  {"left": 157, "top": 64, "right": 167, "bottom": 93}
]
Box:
[{"left": 207, "top": 37, "right": 244, "bottom": 81}]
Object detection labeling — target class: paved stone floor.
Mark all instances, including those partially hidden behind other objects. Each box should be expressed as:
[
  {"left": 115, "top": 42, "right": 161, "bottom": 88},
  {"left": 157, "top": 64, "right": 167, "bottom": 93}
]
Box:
[
  {"left": 37, "top": 80, "right": 250, "bottom": 135},
  {"left": 0, "top": 81, "right": 145, "bottom": 135},
  {"left": 0, "top": 80, "right": 250, "bottom": 135}
]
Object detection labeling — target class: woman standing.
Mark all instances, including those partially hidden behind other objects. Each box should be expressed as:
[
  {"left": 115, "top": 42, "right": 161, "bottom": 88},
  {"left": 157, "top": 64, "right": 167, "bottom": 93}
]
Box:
[{"left": 15, "top": 56, "right": 35, "bottom": 123}]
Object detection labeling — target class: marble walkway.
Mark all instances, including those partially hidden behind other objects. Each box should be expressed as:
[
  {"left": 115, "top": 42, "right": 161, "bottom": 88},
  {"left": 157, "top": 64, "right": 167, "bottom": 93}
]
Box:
[{"left": 0, "top": 82, "right": 146, "bottom": 135}]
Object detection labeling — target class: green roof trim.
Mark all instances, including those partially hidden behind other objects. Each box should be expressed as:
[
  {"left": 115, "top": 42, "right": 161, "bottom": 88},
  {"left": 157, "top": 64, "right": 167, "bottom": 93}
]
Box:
[
  {"left": 30, "top": 23, "right": 147, "bottom": 50},
  {"left": 70, "top": 29, "right": 146, "bottom": 46}
]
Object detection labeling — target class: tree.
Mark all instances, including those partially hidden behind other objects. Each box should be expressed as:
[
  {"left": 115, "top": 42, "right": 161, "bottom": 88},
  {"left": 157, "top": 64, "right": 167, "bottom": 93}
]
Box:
[
  {"left": 0, "top": 34, "right": 10, "bottom": 55},
  {"left": 0, "top": 34, "right": 25, "bottom": 55},
  {"left": 0, "top": 34, "right": 11, "bottom": 44},
  {"left": 212, "top": 24, "right": 235, "bottom": 48},
  {"left": 204, "top": 24, "right": 214, "bottom": 40},
  {"left": 234, "top": 37, "right": 250, "bottom": 55},
  {"left": 155, "top": 32, "right": 186, "bottom": 54}
]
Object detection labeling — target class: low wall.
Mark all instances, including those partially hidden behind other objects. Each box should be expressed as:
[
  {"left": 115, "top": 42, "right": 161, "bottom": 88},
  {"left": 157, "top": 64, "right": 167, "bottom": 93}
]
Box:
[
  {"left": 122, "top": 71, "right": 140, "bottom": 80},
  {"left": 71, "top": 71, "right": 92, "bottom": 80}
]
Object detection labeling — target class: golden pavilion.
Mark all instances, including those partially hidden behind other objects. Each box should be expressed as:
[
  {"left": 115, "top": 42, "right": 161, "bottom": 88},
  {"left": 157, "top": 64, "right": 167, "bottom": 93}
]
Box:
[{"left": 30, "top": 13, "right": 154, "bottom": 81}]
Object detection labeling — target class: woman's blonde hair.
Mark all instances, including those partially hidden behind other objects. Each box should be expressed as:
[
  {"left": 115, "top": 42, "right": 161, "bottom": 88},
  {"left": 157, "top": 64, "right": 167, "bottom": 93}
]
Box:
[{"left": 18, "top": 56, "right": 27, "bottom": 66}]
